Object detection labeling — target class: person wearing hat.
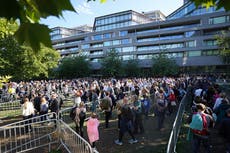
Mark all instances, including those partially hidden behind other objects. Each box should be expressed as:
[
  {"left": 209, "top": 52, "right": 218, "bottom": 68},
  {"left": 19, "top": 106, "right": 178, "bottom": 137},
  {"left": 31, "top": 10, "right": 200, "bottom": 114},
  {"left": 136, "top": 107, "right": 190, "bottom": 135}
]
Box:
[
  {"left": 219, "top": 108, "right": 230, "bottom": 153},
  {"left": 189, "top": 103, "right": 214, "bottom": 153}
]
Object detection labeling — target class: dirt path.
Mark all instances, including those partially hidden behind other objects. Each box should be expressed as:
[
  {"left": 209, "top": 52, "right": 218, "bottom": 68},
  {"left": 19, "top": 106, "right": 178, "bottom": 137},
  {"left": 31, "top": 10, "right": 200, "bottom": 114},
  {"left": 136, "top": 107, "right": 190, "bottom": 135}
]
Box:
[
  {"left": 93, "top": 113, "right": 176, "bottom": 153},
  {"left": 0, "top": 111, "right": 176, "bottom": 153}
]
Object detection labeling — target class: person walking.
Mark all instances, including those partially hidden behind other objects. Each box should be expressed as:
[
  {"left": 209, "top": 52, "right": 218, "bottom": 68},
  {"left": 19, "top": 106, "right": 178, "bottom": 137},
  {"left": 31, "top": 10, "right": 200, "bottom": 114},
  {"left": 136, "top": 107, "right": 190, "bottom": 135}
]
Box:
[{"left": 87, "top": 113, "right": 100, "bottom": 153}]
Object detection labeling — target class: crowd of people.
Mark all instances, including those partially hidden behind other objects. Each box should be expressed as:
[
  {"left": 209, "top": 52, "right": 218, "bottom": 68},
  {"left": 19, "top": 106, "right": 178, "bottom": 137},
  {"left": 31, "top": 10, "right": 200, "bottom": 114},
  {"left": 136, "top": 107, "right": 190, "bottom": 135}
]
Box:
[
  {"left": 187, "top": 78, "right": 230, "bottom": 153},
  {"left": 0, "top": 75, "right": 229, "bottom": 153}
]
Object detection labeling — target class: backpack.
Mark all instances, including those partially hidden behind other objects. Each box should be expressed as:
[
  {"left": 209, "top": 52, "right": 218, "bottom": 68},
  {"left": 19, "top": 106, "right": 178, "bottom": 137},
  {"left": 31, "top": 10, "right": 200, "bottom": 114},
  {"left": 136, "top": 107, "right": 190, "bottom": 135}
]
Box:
[
  {"left": 122, "top": 106, "right": 133, "bottom": 121},
  {"left": 79, "top": 110, "right": 86, "bottom": 119},
  {"left": 169, "top": 93, "right": 176, "bottom": 101},
  {"left": 40, "top": 104, "right": 48, "bottom": 112},
  {"left": 100, "top": 98, "right": 110, "bottom": 110},
  {"left": 190, "top": 112, "right": 208, "bottom": 136},
  {"left": 141, "top": 99, "right": 149, "bottom": 114},
  {"left": 69, "top": 106, "right": 77, "bottom": 120}
]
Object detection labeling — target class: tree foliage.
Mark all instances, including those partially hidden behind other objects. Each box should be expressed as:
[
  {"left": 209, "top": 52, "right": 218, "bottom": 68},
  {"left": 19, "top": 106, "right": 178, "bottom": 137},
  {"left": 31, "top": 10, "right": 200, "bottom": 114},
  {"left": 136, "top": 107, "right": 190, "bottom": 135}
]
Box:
[
  {"left": 0, "top": 19, "right": 60, "bottom": 80},
  {"left": 216, "top": 31, "right": 230, "bottom": 64},
  {"left": 152, "top": 54, "right": 179, "bottom": 77},
  {"left": 101, "top": 49, "right": 123, "bottom": 77},
  {"left": 0, "top": 0, "right": 108, "bottom": 51},
  {"left": 0, "top": 36, "right": 60, "bottom": 80},
  {"left": 191, "top": 0, "right": 230, "bottom": 11},
  {"left": 57, "top": 55, "right": 91, "bottom": 79},
  {"left": 123, "top": 59, "right": 140, "bottom": 77},
  {"left": 0, "top": 0, "right": 76, "bottom": 51}
]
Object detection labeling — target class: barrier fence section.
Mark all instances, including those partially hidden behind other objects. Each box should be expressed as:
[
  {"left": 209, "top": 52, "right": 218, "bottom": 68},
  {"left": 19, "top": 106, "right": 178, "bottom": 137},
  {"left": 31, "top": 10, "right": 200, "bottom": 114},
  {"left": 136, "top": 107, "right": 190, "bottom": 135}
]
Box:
[
  {"left": 0, "top": 112, "right": 58, "bottom": 153},
  {"left": 166, "top": 95, "right": 187, "bottom": 153},
  {"left": 58, "top": 120, "right": 92, "bottom": 153},
  {"left": 58, "top": 108, "right": 93, "bottom": 153},
  {"left": 0, "top": 94, "right": 17, "bottom": 103},
  {"left": 0, "top": 100, "right": 22, "bottom": 119}
]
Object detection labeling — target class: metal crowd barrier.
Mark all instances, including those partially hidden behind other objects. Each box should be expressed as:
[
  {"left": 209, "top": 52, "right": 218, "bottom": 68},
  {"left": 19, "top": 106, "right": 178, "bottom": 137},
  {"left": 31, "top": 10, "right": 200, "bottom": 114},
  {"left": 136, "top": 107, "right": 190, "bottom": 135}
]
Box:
[
  {"left": 0, "top": 100, "right": 22, "bottom": 119},
  {"left": 0, "top": 94, "right": 17, "bottom": 103},
  {"left": 166, "top": 95, "right": 187, "bottom": 153},
  {"left": 0, "top": 110, "right": 93, "bottom": 153},
  {"left": 58, "top": 120, "right": 92, "bottom": 153},
  {"left": 59, "top": 107, "right": 73, "bottom": 124},
  {"left": 0, "top": 113, "right": 58, "bottom": 153}
]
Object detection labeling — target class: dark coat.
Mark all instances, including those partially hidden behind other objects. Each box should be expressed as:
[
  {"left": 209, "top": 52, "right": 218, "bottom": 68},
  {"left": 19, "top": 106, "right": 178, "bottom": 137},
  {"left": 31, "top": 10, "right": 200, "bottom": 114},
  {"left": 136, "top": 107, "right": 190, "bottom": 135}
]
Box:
[{"left": 219, "top": 116, "right": 230, "bottom": 142}]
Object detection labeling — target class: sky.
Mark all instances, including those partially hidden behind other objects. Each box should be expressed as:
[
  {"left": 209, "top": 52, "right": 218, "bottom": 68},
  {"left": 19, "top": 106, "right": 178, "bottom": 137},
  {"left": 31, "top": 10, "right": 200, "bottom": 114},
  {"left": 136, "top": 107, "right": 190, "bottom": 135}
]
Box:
[{"left": 40, "top": 0, "right": 184, "bottom": 28}]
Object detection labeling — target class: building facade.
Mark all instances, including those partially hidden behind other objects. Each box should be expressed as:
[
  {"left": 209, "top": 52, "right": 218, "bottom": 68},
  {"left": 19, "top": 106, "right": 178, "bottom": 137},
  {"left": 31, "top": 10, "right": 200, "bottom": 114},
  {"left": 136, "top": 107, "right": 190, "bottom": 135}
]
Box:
[{"left": 51, "top": 1, "right": 230, "bottom": 73}]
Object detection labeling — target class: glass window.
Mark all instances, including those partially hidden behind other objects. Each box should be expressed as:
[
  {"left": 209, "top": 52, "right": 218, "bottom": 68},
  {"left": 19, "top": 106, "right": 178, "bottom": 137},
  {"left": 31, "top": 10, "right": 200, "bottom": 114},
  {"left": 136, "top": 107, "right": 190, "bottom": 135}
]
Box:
[
  {"left": 85, "top": 37, "right": 89, "bottom": 41},
  {"left": 122, "top": 47, "right": 134, "bottom": 52},
  {"left": 121, "top": 39, "right": 131, "bottom": 44},
  {"left": 91, "top": 43, "right": 103, "bottom": 48},
  {"left": 90, "top": 50, "right": 103, "bottom": 55},
  {"left": 119, "top": 31, "right": 128, "bottom": 37},
  {"left": 137, "top": 45, "right": 159, "bottom": 51},
  {"left": 92, "top": 35, "right": 103, "bottom": 40},
  {"left": 104, "top": 33, "right": 111, "bottom": 39},
  {"left": 82, "top": 44, "right": 90, "bottom": 49},
  {"left": 209, "top": 16, "right": 230, "bottom": 24},
  {"left": 186, "top": 40, "right": 196, "bottom": 47},
  {"left": 188, "top": 51, "right": 201, "bottom": 57},
  {"left": 202, "top": 50, "right": 219, "bottom": 56},
  {"left": 96, "top": 20, "right": 101, "bottom": 25},
  {"left": 167, "top": 52, "right": 183, "bottom": 58},
  {"left": 122, "top": 55, "right": 134, "bottom": 61},
  {"left": 113, "top": 40, "right": 120, "bottom": 45},
  {"left": 82, "top": 50, "right": 89, "bottom": 56},
  {"left": 204, "top": 40, "right": 217, "bottom": 46},
  {"left": 137, "top": 54, "right": 153, "bottom": 60},
  {"left": 108, "top": 48, "right": 122, "bottom": 53},
  {"left": 185, "top": 31, "right": 195, "bottom": 37},
  {"left": 104, "top": 41, "right": 112, "bottom": 46}
]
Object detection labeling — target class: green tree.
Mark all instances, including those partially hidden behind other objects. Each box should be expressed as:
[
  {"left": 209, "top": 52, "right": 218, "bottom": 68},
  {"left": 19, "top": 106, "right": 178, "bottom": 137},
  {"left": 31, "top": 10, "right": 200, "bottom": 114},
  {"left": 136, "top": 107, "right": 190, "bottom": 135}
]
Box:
[
  {"left": 58, "top": 55, "right": 90, "bottom": 79},
  {"left": 191, "top": 0, "right": 230, "bottom": 11},
  {"left": 0, "top": 19, "right": 60, "bottom": 80},
  {"left": 151, "top": 53, "right": 179, "bottom": 76},
  {"left": 123, "top": 59, "right": 140, "bottom": 77},
  {"left": 0, "top": 35, "right": 60, "bottom": 80},
  {"left": 101, "top": 49, "right": 124, "bottom": 77},
  {"left": 216, "top": 31, "right": 230, "bottom": 64}
]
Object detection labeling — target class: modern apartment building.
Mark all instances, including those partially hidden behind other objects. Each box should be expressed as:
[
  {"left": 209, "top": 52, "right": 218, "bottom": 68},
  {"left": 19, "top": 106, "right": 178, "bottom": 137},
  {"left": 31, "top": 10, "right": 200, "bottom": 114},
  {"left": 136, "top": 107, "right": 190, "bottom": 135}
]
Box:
[{"left": 51, "top": 1, "right": 230, "bottom": 73}]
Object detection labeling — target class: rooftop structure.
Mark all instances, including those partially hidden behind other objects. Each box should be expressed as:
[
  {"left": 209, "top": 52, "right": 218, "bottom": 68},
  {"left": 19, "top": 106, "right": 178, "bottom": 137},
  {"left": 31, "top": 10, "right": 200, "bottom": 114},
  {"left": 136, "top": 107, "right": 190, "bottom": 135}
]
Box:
[
  {"left": 142, "top": 10, "right": 166, "bottom": 22},
  {"left": 93, "top": 10, "right": 153, "bottom": 32},
  {"left": 50, "top": 25, "right": 92, "bottom": 40}
]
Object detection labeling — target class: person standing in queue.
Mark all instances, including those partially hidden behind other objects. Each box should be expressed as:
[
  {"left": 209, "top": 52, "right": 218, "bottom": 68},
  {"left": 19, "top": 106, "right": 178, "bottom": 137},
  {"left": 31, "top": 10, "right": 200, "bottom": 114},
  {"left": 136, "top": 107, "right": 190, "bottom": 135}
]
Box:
[
  {"left": 115, "top": 96, "right": 138, "bottom": 145},
  {"left": 75, "top": 102, "right": 86, "bottom": 137}
]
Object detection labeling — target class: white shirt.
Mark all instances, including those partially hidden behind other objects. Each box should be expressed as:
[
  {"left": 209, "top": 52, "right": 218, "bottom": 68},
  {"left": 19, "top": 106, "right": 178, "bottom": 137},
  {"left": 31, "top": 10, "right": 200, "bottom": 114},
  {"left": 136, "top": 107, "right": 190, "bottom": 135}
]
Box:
[
  {"left": 194, "top": 88, "right": 203, "bottom": 97},
  {"left": 22, "top": 102, "right": 34, "bottom": 116},
  {"left": 213, "top": 97, "right": 223, "bottom": 110}
]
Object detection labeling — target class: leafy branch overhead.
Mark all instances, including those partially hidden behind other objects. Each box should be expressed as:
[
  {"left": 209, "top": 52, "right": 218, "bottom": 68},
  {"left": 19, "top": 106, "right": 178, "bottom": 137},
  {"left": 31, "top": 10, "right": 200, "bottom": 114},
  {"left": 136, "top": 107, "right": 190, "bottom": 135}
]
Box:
[
  {"left": 191, "top": 0, "right": 230, "bottom": 11},
  {"left": 0, "top": 0, "right": 76, "bottom": 51}
]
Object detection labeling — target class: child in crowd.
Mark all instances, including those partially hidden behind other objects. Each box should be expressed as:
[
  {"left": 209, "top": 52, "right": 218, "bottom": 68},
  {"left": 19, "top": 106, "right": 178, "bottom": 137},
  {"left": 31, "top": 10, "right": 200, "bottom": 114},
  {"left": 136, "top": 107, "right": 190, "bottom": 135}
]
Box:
[{"left": 87, "top": 112, "right": 100, "bottom": 153}]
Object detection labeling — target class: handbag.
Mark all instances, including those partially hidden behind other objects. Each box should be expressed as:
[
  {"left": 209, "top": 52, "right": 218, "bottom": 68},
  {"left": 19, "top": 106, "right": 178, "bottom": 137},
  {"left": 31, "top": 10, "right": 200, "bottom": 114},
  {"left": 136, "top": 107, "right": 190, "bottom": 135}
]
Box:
[{"left": 171, "top": 101, "right": 176, "bottom": 106}]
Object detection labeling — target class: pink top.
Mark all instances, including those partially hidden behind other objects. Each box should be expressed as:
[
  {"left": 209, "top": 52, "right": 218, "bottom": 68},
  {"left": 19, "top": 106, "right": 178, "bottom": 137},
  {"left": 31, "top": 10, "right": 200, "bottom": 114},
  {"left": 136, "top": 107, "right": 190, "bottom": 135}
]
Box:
[{"left": 86, "top": 117, "right": 99, "bottom": 143}]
